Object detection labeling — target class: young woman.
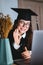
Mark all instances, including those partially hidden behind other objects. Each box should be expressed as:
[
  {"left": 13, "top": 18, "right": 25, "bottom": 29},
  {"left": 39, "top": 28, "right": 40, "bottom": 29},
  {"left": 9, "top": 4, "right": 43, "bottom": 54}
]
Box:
[
  {"left": 8, "top": 8, "right": 37, "bottom": 60},
  {"left": 8, "top": 19, "right": 32, "bottom": 60}
]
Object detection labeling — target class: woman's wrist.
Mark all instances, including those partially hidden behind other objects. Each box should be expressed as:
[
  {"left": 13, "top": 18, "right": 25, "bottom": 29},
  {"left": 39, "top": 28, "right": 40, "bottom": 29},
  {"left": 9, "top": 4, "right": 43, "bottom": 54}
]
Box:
[{"left": 13, "top": 42, "right": 20, "bottom": 50}]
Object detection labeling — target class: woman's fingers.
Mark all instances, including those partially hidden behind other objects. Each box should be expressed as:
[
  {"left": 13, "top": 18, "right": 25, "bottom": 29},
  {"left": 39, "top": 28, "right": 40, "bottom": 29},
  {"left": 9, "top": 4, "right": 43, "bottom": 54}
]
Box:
[
  {"left": 24, "top": 47, "right": 27, "bottom": 51},
  {"left": 21, "top": 51, "right": 31, "bottom": 59},
  {"left": 13, "top": 29, "right": 22, "bottom": 44},
  {"left": 22, "top": 53, "right": 31, "bottom": 59}
]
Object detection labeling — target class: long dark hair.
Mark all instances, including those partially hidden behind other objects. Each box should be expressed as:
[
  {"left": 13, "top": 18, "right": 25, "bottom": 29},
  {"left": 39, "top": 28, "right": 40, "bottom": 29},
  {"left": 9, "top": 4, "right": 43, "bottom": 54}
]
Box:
[{"left": 25, "top": 21, "right": 33, "bottom": 50}]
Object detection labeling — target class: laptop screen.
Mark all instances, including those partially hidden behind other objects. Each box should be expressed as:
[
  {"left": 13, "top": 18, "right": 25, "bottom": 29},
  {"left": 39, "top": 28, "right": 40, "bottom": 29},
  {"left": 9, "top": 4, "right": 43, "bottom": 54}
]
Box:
[{"left": 31, "top": 30, "right": 43, "bottom": 65}]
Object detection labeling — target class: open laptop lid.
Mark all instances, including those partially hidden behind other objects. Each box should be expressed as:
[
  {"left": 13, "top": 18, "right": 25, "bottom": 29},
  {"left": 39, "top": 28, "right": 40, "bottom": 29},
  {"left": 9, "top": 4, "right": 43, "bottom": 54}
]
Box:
[{"left": 31, "top": 30, "right": 43, "bottom": 65}]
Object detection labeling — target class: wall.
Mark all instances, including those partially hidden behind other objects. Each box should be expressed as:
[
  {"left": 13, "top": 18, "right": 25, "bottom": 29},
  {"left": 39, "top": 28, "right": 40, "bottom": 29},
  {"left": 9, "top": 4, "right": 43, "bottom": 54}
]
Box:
[
  {"left": 18, "top": 0, "right": 43, "bottom": 30},
  {"left": 0, "top": 0, "right": 43, "bottom": 30},
  {"left": 40, "top": 5, "right": 43, "bottom": 30},
  {"left": 0, "top": 0, "right": 18, "bottom": 24}
]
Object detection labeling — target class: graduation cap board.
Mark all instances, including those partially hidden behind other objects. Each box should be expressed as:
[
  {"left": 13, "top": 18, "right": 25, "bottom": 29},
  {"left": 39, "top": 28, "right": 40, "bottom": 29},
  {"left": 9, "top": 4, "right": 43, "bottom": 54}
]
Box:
[{"left": 11, "top": 8, "right": 37, "bottom": 21}]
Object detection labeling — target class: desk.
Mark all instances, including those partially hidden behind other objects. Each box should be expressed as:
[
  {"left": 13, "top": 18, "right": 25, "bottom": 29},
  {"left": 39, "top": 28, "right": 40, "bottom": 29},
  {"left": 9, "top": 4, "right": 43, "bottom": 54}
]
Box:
[{"left": 13, "top": 58, "right": 31, "bottom": 65}]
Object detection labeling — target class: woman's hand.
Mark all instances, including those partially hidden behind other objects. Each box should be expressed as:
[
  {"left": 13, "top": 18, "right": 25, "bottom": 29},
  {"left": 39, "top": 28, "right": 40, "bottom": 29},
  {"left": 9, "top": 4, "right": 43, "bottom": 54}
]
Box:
[
  {"left": 13, "top": 29, "right": 22, "bottom": 45},
  {"left": 21, "top": 47, "right": 31, "bottom": 59}
]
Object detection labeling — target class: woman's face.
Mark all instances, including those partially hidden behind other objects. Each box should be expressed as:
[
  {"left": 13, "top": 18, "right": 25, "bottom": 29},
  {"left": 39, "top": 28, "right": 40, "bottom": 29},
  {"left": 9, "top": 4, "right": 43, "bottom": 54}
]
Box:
[{"left": 17, "top": 19, "right": 30, "bottom": 35}]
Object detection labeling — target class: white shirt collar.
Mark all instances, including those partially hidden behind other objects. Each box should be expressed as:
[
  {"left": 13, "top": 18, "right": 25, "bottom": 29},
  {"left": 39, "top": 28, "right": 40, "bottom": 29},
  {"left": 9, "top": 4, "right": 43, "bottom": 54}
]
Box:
[{"left": 21, "top": 33, "right": 26, "bottom": 38}]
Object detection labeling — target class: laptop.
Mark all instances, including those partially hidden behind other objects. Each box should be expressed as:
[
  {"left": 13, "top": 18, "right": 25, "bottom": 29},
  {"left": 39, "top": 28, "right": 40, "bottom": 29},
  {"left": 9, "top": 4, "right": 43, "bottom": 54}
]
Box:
[
  {"left": 14, "top": 30, "right": 43, "bottom": 65},
  {"left": 31, "top": 30, "right": 43, "bottom": 65}
]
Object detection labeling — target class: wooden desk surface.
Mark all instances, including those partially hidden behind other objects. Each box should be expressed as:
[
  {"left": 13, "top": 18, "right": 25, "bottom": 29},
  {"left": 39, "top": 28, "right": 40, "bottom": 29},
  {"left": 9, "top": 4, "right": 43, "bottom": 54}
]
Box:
[
  {"left": 13, "top": 64, "right": 17, "bottom": 65},
  {"left": 13, "top": 58, "right": 31, "bottom": 65}
]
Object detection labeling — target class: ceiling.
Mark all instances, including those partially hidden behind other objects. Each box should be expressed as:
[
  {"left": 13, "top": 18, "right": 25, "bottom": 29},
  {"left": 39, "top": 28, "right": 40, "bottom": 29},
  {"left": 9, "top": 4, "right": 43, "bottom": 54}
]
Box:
[
  {"left": 25, "top": 0, "right": 43, "bottom": 2},
  {"left": 31, "top": 0, "right": 43, "bottom": 2}
]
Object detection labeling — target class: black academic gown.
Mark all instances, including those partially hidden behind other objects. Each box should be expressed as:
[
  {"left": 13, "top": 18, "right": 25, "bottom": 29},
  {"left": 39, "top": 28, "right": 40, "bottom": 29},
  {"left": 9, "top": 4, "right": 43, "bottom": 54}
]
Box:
[{"left": 8, "top": 30, "right": 31, "bottom": 60}]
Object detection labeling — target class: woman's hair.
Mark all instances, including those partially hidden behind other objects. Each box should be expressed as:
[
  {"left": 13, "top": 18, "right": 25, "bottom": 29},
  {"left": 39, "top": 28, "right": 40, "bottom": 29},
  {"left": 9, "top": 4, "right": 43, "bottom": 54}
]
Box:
[
  {"left": 25, "top": 21, "right": 33, "bottom": 50},
  {"left": 12, "top": 19, "right": 20, "bottom": 31}
]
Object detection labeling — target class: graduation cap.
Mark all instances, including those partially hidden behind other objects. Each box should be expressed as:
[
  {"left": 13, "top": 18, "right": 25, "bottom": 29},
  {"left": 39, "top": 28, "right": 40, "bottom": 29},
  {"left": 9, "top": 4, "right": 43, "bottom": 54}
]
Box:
[{"left": 11, "top": 8, "right": 37, "bottom": 21}]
